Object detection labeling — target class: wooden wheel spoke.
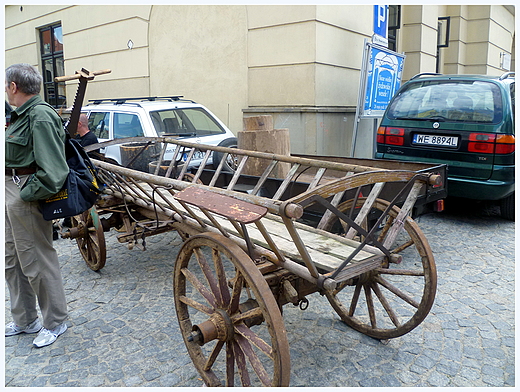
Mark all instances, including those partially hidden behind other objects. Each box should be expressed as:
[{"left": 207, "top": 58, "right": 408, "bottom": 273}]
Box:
[
  {"left": 371, "top": 282, "right": 400, "bottom": 327},
  {"left": 363, "top": 284, "right": 377, "bottom": 328},
  {"left": 377, "top": 268, "right": 425, "bottom": 277},
  {"left": 228, "top": 272, "right": 245, "bottom": 313},
  {"left": 376, "top": 276, "right": 420, "bottom": 308},
  {"left": 194, "top": 248, "right": 222, "bottom": 305},
  {"left": 231, "top": 307, "right": 264, "bottom": 325},
  {"left": 232, "top": 340, "right": 251, "bottom": 387},
  {"left": 87, "top": 233, "right": 99, "bottom": 254},
  {"left": 235, "top": 332, "right": 272, "bottom": 386},
  {"left": 226, "top": 342, "right": 235, "bottom": 387},
  {"left": 212, "top": 249, "right": 231, "bottom": 305},
  {"left": 180, "top": 267, "right": 217, "bottom": 308},
  {"left": 348, "top": 281, "right": 362, "bottom": 317},
  {"left": 234, "top": 323, "right": 273, "bottom": 359},
  {"left": 391, "top": 239, "right": 414, "bottom": 254},
  {"left": 179, "top": 295, "right": 214, "bottom": 315},
  {"left": 377, "top": 216, "right": 394, "bottom": 242},
  {"left": 204, "top": 340, "right": 225, "bottom": 371}
]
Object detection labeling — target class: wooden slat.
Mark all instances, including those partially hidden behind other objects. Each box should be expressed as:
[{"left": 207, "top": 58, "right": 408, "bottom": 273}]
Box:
[
  {"left": 382, "top": 181, "right": 423, "bottom": 249},
  {"left": 153, "top": 143, "right": 169, "bottom": 176},
  {"left": 208, "top": 152, "right": 227, "bottom": 187},
  {"left": 272, "top": 163, "right": 300, "bottom": 200},
  {"left": 345, "top": 182, "right": 384, "bottom": 239},
  {"left": 164, "top": 144, "right": 183, "bottom": 178},
  {"left": 227, "top": 156, "right": 249, "bottom": 191},
  {"left": 251, "top": 160, "right": 278, "bottom": 196},
  {"left": 192, "top": 150, "right": 212, "bottom": 183},
  {"left": 306, "top": 167, "right": 327, "bottom": 191}
]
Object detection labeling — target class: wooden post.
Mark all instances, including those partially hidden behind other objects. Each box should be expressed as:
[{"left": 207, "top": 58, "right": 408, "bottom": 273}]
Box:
[{"left": 238, "top": 115, "right": 291, "bottom": 178}]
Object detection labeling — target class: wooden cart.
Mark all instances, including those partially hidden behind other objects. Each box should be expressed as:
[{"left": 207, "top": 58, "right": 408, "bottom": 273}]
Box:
[{"left": 64, "top": 137, "right": 441, "bottom": 387}]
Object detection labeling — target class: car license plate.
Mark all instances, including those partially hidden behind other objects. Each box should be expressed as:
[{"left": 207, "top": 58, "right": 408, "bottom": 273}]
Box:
[
  {"left": 182, "top": 150, "right": 205, "bottom": 161},
  {"left": 413, "top": 134, "right": 458, "bottom": 147}
]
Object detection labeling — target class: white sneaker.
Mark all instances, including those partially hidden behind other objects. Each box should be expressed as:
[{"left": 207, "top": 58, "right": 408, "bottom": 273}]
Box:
[
  {"left": 33, "top": 323, "right": 67, "bottom": 348},
  {"left": 5, "top": 319, "right": 42, "bottom": 337}
]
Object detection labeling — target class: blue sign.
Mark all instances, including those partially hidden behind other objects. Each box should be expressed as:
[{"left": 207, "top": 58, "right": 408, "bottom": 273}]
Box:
[
  {"left": 363, "top": 43, "right": 405, "bottom": 117},
  {"left": 373, "top": 5, "right": 388, "bottom": 39}
]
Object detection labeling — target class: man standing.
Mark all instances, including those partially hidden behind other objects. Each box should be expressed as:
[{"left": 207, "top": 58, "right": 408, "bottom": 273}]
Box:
[{"left": 5, "top": 63, "right": 69, "bottom": 348}]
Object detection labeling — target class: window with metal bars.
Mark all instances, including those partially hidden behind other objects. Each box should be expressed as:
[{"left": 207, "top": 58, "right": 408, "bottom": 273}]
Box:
[{"left": 39, "top": 23, "right": 66, "bottom": 109}]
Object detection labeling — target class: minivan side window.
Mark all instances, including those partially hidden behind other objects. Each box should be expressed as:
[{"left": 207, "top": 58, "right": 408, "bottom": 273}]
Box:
[
  {"left": 113, "top": 113, "right": 145, "bottom": 138},
  {"left": 88, "top": 112, "right": 110, "bottom": 139}
]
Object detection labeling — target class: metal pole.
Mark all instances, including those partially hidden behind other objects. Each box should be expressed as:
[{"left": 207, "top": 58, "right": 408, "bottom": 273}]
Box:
[{"left": 350, "top": 39, "right": 370, "bottom": 157}]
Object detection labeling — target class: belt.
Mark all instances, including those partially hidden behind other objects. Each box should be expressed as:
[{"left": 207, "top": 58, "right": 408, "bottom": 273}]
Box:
[{"left": 5, "top": 167, "right": 37, "bottom": 176}]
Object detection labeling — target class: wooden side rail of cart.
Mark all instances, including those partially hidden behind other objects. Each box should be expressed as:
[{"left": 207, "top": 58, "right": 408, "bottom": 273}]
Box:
[{"left": 94, "top": 159, "right": 434, "bottom": 282}]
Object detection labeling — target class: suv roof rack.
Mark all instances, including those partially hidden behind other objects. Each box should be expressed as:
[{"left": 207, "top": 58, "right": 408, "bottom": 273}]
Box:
[
  {"left": 410, "top": 72, "right": 442, "bottom": 80},
  {"left": 499, "top": 72, "right": 515, "bottom": 80},
  {"left": 87, "top": 96, "right": 196, "bottom": 106}
]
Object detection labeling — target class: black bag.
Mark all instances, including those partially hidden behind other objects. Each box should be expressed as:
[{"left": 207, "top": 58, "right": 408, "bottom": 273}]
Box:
[{"left": 39, "top": 137, "right": 104, "bottom": 221}]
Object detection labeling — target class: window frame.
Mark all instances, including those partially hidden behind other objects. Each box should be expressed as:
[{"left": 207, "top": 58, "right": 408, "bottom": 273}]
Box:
[{"left": 39, "top": 23, "right": 66, "bottom": 109}]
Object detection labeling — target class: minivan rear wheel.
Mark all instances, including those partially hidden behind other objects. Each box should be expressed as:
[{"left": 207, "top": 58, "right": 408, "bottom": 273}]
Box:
[{"left": 500, "top": 192, "right": 515, "bottom": 221}]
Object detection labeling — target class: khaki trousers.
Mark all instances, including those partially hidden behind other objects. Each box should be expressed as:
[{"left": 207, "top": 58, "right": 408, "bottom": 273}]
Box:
[{"left": 5, "top": 174, "right": 68, "bottom": 330}]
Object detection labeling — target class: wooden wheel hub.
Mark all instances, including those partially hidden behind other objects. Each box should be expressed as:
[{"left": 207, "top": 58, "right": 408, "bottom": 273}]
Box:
[
  {"left": 190, "top": 309, "right": 234, "bottom": 345},
  {"left": 62, "top": 223, "right": 87, "bottom": 239}
]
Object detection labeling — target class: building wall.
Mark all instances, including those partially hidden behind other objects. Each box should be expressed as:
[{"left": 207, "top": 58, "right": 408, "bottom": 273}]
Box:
[
  {"left": 5, "top": 5, "right": 515, "bottom": 158},
  {"left": 148, "top": 5, "right": 248, "bottom": 135}
]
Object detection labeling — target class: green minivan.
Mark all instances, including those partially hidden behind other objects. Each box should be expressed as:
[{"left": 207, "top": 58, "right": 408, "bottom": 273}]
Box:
[{"left": 376, "top": 73, "right": 515, "bottom": 220}]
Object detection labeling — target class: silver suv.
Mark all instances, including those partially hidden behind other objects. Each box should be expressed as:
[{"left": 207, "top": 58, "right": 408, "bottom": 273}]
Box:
[{"left": 82, "top": 96, "right": 237, "bottom": 170}]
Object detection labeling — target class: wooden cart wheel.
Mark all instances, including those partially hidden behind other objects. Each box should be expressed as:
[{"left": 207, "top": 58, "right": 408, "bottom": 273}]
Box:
[
  {"left": 174, "top": 232, "right": 291, "bottom": 387},
  {"left": 325, "top": 198, "right": 437, "bottom": 340},
  {"left": 72, "top": 207, "right": 107, "bottom": 271}
]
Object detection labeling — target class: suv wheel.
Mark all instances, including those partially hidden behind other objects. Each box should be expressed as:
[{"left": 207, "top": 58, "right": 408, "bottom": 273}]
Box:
[
  {"left": 213, "top": 137, "right": 238, "bottom": 172},
  {"left": 500, "top": 192, "right": 515, "bottom": 221}
]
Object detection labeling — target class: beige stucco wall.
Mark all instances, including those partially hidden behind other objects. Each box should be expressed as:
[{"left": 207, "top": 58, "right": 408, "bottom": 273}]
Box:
[
  {"left": 443, "top": 5, "right": 515, "bottom": 75},
  {"left": 5, "top": 4, "right": 515, "bottom": 158},
  {"left": 5, "top": 5, "right": 153, "bottom": 107},
  {"left": 400, "top": 6, "right": 441, "bottom": 80},
  {"left": 148, "top": 5, "right": 248, "bottom": 134}
]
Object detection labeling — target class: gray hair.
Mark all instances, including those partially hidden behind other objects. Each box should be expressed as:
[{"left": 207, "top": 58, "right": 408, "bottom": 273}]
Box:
[{"left": 5, "top": 63, "right": 43, "bottom": 95}]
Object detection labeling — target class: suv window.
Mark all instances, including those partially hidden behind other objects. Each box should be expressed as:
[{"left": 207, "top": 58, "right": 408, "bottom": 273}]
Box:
[
  {"left": 114, "top": 113, "right": 145, "bottom": 138},
  {"left": 149, "top": 108, "right": 226, "bottom": 137},
  {"left": 387, "top": 80, "right": 503, "bottom": 124},
  {"left": 88, "top": 112, "right": 110, "bottom": 139}
]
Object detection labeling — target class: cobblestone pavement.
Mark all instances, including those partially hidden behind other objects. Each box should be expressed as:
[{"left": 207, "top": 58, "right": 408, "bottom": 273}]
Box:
[{"left": 5, "top": 199, "right": 515, "bottom": 388}]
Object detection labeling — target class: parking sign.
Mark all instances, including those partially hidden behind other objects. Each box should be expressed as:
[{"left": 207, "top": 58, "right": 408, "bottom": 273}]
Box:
[{"left": 373, "top": 5, "right": 388, "bottom": 39}]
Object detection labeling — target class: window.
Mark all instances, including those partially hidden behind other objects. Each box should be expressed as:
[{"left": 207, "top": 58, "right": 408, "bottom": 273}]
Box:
[
  {"left": 388, "top": 5, "right": 401, "bottom": 52},
  {"left": 436, "top": 17, "right": 451, "bottom": 73},
  {"left": 387, "top": 80, "right": 502, "bottom": 124},
  {"left": 40, "top": 24, "right": 66, "bottom": 108},
  {"left": 149, "top": 108, "right": 226, "bottom": 137},
  {"left": 113, "top": 113, "right": 145, "bottom": 138},
  {"left": 87, "top": 112, "right": 110, "bottom": 140}
]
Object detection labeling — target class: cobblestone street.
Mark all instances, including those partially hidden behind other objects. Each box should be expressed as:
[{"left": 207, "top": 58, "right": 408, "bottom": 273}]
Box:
[{"left": 5, "top": 199, "right": 515, "bottom": 388}]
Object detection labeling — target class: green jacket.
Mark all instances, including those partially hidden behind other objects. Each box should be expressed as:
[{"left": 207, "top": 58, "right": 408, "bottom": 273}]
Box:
[{"left": 5, "top": 95, "right": 69, "bottom": 202}]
